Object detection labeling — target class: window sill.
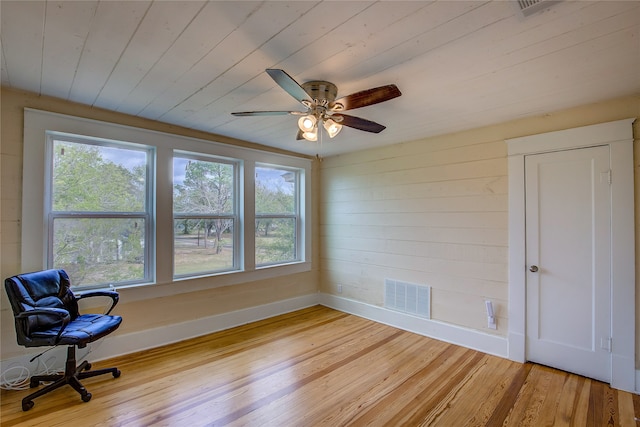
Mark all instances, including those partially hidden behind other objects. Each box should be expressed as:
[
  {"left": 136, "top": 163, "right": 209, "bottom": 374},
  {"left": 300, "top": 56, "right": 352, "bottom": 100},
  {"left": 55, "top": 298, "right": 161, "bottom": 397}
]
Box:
[{"left": 108, "top": 261, "right": 312, "bottom": 304}]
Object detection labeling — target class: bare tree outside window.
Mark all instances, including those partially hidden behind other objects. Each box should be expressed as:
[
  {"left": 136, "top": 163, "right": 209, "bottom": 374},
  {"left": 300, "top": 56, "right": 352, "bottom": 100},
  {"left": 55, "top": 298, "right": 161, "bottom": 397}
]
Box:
[{"left": 173, "top": 156, "right": 237, "bottom": 277}]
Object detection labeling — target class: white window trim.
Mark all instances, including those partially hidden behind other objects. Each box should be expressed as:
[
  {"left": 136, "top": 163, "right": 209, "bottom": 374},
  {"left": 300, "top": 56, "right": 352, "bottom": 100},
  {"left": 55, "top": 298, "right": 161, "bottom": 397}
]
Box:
[
  {"left": 46, "top": 132, "right": 155, "bottom": 288},
  {"left": 506, "top": 118, "right": 636, "bottom": 392},
  {"left": 23, "top": 108, "right": 312, "bottom": 294},
  {"left": 255, "top": 163, "right": 303, "bottom": 268},
  {"left": 172, "top": 151, "right": 242, "bottom": 278}
]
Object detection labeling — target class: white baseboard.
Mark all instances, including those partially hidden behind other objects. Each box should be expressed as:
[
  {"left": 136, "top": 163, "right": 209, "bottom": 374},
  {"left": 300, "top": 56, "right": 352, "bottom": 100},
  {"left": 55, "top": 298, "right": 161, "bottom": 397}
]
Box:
[
  {"left": 1, "top": 293, "right": 318, "bottom": 384},
  {"left": 4, "top": 292, "right": 634, "bottom": 393},
  {"left": 318, "top": 293, "right": 508, "bottom": 359}
]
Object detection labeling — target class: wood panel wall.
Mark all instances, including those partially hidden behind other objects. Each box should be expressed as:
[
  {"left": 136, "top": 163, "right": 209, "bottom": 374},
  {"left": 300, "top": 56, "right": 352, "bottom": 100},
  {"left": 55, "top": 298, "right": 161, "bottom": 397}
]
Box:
[
  {"left": 320, "top": 134, "right": 509, "bottom": 334},
  {"left": 320, "top": 95, "right": 640, "bottom": 342}
]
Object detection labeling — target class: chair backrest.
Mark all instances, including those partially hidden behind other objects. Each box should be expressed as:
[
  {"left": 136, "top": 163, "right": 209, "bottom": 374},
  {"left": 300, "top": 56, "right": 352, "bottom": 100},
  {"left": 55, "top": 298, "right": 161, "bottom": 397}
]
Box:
[{"left": 5, "top": 269, "right": 79, "bottom": 345}]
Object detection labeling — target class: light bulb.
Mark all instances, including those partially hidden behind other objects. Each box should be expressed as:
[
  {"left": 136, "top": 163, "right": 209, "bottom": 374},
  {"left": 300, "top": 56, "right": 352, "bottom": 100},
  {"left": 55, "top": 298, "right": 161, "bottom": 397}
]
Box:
[
  {"left": 323, "top": 119, "right": 342, "bottom": 138},
  {"left": 302, "top": 128, "right": 317, "bottom": 141},
  {"left": 298, "top": 115, "right": 317, "bottom": 132}
]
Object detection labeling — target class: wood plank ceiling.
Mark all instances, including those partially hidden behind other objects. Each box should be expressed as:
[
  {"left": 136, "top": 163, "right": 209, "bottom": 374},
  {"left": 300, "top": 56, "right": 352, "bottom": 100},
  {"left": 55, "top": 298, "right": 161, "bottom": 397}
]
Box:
[{"left": 1, "top": 1, "right": 639, "bottom": 157}]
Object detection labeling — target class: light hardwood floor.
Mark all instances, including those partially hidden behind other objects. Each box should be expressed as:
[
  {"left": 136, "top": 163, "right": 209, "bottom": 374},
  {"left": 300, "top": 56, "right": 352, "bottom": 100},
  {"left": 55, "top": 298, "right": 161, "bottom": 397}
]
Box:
[{"left": 1, "top": 306, "right": 638, "bottom": 426}]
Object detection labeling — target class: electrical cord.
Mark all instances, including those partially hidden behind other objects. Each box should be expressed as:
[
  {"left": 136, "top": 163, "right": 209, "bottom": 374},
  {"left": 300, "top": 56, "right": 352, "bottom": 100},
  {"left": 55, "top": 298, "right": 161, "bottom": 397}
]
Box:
[
  {"left": 0, "top": 365, "right": 30, "bottom": 390},
  {"left": 0, "top": 338, "right": 105, "bottom": 391},
  {"left": 0, "top": 354, "right": 62, "bottom": 391},
  {"left": 2, "top": 301, "right": 113, "bottom": 390}
]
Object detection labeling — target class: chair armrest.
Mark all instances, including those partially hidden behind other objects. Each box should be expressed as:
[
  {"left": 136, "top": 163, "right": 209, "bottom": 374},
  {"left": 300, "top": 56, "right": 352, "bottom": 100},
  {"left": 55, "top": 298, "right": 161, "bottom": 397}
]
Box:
[
  {"left": 75, "top": 290, "right": 119, "bottom": 315},
  {"left": 17, "top": 308, "right": 71, "bottom": 344}
]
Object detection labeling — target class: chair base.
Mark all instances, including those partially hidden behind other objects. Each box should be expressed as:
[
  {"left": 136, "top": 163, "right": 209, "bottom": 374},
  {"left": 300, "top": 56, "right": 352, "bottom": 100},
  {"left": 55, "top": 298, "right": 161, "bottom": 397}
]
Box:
[{"left": 22, "top": 345, "right": 120, "bottom": 411}]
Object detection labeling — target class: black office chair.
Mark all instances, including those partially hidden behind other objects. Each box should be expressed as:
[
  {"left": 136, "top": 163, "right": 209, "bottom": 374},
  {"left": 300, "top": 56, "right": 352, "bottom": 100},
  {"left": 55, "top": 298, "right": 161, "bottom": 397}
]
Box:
[{"left": 4, "top": 269, "right": 122, "bottom": 411}]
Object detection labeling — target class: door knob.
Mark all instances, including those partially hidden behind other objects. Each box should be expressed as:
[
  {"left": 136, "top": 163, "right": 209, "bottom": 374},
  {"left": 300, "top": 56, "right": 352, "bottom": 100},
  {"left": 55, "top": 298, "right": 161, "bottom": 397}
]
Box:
[{"left": 529, "top": 265, "right": 539, "bottom": 273}]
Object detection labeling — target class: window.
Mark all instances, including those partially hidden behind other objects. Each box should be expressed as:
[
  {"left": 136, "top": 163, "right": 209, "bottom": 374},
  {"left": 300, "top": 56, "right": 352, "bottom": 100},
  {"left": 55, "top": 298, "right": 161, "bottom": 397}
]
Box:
[
  {"left": 255, "top": 165, "right": 300, "bottom": 266},
  {"left": 23, "top": 109, "right": 311, "bottom": 293},
  {"left": 173, "top": 154, "right": 239, "bottom": 278},
  {"left": 47, "top": 134, "right": 153, "bottom": 288}
]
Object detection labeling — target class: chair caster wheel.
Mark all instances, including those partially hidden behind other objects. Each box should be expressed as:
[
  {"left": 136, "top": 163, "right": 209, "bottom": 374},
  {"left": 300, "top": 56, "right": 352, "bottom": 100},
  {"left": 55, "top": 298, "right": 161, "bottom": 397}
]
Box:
[
  {"left": 22, "top": 400, "right": 34, "bottom": 411},
  {"left": 84, "top": 363, "right": 92, "bottom": 370},
  {"left": 113, "top": 369, "right": 121, "bottom": 378},
  {"left": 82, "top": 392, "right": 92, "bottom": 402},
  {"left": 29, "top": 378, "right": 39, "bottom": 388}
]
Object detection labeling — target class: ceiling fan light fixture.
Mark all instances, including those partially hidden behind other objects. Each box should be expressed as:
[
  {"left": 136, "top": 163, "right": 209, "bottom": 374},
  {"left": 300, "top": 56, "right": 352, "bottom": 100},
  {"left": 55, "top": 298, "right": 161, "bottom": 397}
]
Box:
[
  {"left": 298, "top": 115, "right": 317, "bottom": 132},
  {"left": 232, "top": 69, "right": 402, "bottom": 143},
  {"left": 323, "top": 119, "right": 342, "bottom": 138},
  {"left": 302, "top": 129, "right": 318, "bottom": 141}
]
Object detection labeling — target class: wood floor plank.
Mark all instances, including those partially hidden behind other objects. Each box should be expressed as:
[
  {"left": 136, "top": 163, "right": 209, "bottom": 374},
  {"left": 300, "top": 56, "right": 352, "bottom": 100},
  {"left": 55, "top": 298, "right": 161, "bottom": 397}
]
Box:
[
  {"left": 256, "top": 333, "right": 444, "bottom": 425},
  {"left": 484, "top": 361, "right": 534, "bottom": 426},
  {"left": 604, "top": 382, "right": 620, "bottom": 427},
  {"left": 309, "top": 336, "right": 451, "bottom": 427},
  {"left": 589, "top": 379, "right": 606, "bottom": 427},
  {"left": 502, "top": 364, "right": 550, "bottom": 426},
  {"left": 572, "top": 376, "right": 593, "bottom": 427},
  {"left": 213, "top": 329, "right": 406, "bottom": 426},
  {"left": 436, "top": 355, "right": 525, "bottom": 426},
  {"left": 554, "top": 373, "right": 581, "bottom": 426},
  {"left": 1, "top": 306, "right": 637, "bottom": 427},
  {"left": 538, "top": 368, "right": 569, "bottom": 426},
  {"left": 618, "top": 392, "right": 637, "bottom": 427},
  {"left": 237, "top": 331, "right": 430, "bottom": 426},
  {"left": 346, "top": 345, "right": 472, "bottom": 425}
]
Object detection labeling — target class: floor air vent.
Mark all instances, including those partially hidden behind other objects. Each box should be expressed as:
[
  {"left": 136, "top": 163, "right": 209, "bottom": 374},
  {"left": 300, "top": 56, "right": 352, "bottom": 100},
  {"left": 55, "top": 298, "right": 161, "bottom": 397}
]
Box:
[{"left": 384, "top": 279, "right": 431, "bottom": 319}]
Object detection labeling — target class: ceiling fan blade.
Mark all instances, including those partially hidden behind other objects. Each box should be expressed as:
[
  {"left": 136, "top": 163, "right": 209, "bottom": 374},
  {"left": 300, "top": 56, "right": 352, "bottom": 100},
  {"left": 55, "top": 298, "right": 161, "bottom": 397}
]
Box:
[
  {"left": 231, "top": 110, "right": 304, "bottom": 116},
  {"left": 334, "top": 114, "right": 386, "bottom": 133},
  {"left": 266, "top": 69, "right": 311, "bottom": 105},
  {"left": 331, "top": 84, "right": 401, "bottom": 111}
]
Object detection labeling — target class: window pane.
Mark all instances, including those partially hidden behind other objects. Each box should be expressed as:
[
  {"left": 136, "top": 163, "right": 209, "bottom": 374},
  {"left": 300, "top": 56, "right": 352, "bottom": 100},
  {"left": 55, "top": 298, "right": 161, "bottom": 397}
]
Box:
[
  {"left": 255, "top": 217, "right": 296, "bottom": 265},
  {"left": 52, "top": 140, "right": 147, "bottom": 212},
  {"left": 173, "top": 157, "right": 234, "bottom": 214},
  {"left": 174, "top": 218, "right": 235, "bottom": 276},
  {"left": 173, "top": 156, "right": 237, "bottom": 277},
  {"left": 255, "top": 167, "right": 296, "bottom": 214},
  {"left": 52, "top": 218, "right": 145, "bottom": 287}
]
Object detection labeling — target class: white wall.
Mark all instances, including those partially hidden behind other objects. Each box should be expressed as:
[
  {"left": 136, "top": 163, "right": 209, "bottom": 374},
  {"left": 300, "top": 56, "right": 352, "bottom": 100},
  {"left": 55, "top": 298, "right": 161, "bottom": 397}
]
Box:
[{"left": 320, "top": 132, "right": 509, "bottom": 334}]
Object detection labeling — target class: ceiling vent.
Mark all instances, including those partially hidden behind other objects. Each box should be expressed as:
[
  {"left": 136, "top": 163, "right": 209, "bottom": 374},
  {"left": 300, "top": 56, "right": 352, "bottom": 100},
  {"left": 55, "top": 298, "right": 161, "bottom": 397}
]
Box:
[{"left": 513, "top": 0, "right": 560, "bottom": 18}]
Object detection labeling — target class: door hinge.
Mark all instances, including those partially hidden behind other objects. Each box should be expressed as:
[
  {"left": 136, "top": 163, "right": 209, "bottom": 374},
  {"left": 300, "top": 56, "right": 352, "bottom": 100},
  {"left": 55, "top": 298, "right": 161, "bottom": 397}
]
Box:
[
  {"left": 600, "top": 170, "right": 612, "bottom": 185},
  {"left": 600, "top": 336, "right": 612, "bottom": 352}
]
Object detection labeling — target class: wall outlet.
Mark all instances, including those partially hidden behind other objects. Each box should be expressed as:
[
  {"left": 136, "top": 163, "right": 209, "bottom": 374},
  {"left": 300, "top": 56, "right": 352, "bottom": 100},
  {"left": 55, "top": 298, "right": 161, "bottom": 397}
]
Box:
[
  {"left": 486, "top": 300, "right": 497, "bottom": 329},
  {"left": 337, "top": 284, "right": 342, "bottom": 293}
]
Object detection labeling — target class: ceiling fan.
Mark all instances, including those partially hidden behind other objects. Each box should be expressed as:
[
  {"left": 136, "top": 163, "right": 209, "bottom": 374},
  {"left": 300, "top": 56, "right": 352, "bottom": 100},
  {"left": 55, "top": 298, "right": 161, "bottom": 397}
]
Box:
[{"left": 232, "top": 69, "right": 402, "bottom": 142}]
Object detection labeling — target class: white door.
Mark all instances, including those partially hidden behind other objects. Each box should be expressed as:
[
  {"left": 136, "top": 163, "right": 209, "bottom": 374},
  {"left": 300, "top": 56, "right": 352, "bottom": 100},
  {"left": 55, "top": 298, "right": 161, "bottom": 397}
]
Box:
[{"left": 525, "top": 145, "right": 611, "bottom": 382}]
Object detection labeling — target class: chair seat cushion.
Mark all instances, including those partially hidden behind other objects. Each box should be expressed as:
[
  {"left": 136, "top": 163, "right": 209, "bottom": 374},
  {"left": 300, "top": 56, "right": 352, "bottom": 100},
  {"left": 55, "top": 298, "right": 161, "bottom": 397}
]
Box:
[{"left": 31, "top": 314, "right": 122, "bottom": 347}]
